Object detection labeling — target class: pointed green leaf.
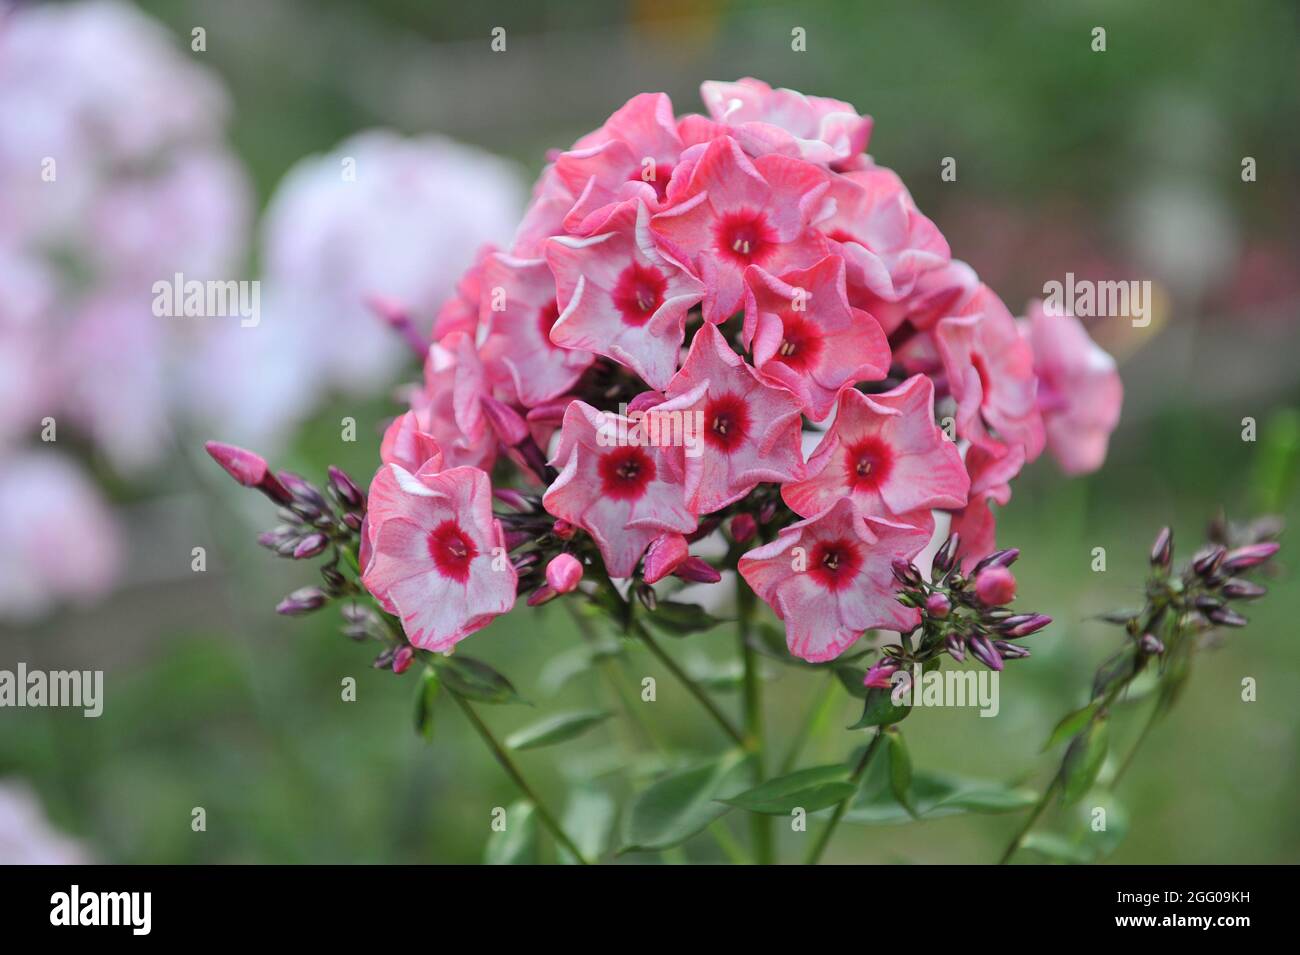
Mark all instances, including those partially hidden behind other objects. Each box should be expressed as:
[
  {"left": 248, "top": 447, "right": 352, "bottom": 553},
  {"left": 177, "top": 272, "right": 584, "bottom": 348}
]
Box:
[
  {"left": 619, "top": 751, "right": 751, "bottom": 852},
  {"left": 1020, "top": 831, "right": 1095, "bottom": 865},
  {"left": 558, "top": 786, "right": 616, "bottom": 864},
  {"left": 1059, "top": 717, "right": 1109, "bottom": 805},
  {"left": 844, "top": 760, "right": 1039, "bottom": 825},
  {"left": 438, "top": 655, "right": 524, "bottom": 704},
  {"left": 505, "top": 710, "right": 610, "bottom": 750},
  {"left": 848, "top": 686, "right": 910, "bottom": 729},
  {"left": 885, "top": 728, "right": 916, "bottom": 818},
  {"left": 1042, "top": 700, "right": 1100, "bottom": 751},
  {"left": 413, "top": 667, "right": 440, "bottom": 741},
  {"left": 642, "top": 600, "right": 727, "bottom": 636},
  {"left": 719, "top": 764, "right": 855, "bottom": 814}
]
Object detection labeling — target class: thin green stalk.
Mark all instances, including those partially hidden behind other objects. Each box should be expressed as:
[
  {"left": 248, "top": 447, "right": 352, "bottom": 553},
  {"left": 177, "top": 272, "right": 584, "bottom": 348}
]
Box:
[
  {"left": 805, "top": 730, "right": 885, "bottom": 865},
  {"left": 632, "top": 620, "right": 748, "bottom": 749},
  {"left": 736, "top": 582, "right": 773, "bottom": 864},
  {"left": 780, "top": 674, "right": 840, "bottom": 775},
  {"left": 1111, "top": 703, "right": 1163, "bottom": 788},
  {"left": 996, "top": 774, "right": 1061, "bottom": 865},
  {"left": 449, "top": 691, "right": 592, "bottom": 865}
]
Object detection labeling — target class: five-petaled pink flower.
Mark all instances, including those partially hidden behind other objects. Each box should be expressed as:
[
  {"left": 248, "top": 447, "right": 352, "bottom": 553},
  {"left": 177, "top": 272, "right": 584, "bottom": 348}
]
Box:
[
  {"left": 651, "top": 136, "right": 831, "bottom": 323},
  {"left": 543, "top": 399, "right": 699, "bottom": 578},
  {"left": 1025, "top": 301, "right": 1123, "bottom": 476},
  {"left": 664, "top": 324, "right": 805, "bottom": 513},
  {"left": 546, "top": 201, "right": 704, "bottom": 389},
  {"left": 783, "top": 374, "right": 968, "bottom": 523},
  {"left": 738, "top": 497, "right": 931, "bottom": 662},
  {"left": 743, "top": 253, "right": 890, "bottom": 419},
  {"left": 362, "top": 463, "right": 517, "bottom": 652}
]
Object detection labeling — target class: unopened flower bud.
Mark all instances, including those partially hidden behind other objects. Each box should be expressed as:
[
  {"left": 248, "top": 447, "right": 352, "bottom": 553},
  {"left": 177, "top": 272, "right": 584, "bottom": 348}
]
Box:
[
  {"left": 1192, "top": 545, "right": 1226, "bottom": 577},
  {"left": 392, "top": 646, "right": 415, "bottom": 674},
  {"left": 279, "top": 472, "right": 330, "bottom": 513},
  {"left": 327, "top": 465, "right": 365, "bottom": 511},
  {"left": 367, "top": 295, "right": 428, "bottom": 357},
  {"left": 1138, "top": 633, "right": 1165, "bottom": 655},
  {"left": 342, "top": 512, "right": 364, "bottom": 532},
  {"left": 675, "top": 557, "right": 721, "bottom": 584},
  {"left": 276, "top": 586, "right": 328, "bottom": 616},
  {"left": 494, "top": 487, "right": 534, "bottom": 512},
  {"left": 758, "top": 500, "right": 778, "bottom": 524},
  {"left": 502, "top": 529, "right": 533, "bottom": 551},
  {"left": 992, "top": 640, "right": 1031, "bottom": 659},
  {"left": 635, "top": 581, "right": 658, "bottom": 612},
  {"left": 205, "top": 440, "right": 292, "bottom": 505},
  {"left": 320, "top": 565, "right": 347, "bottom": 593},
  {"left": 1002, "top": 614, "right": 1052, "bottom": 638},
  {"left": 891, "top": 559, "right": 922, "bottom": 588},
  {"left": 925, "top": 593, "right": 951, "bottom": 618},
  {"left": 933, "top": 533, "right": 960, "bottom": 574},
  {"left": 293, "top": 533, "right": 329, "bottom": 559},
  {"left": 551, "top": 519, "right": 576, "bottom": 540},
  {"left": 1221, "top": 578, "right": 1267, "bottom": 600},
  {"left": 863, "top": 661, "right": 899, "bottom": 690},
  {"left": 1221, "top": 542, "right": 1280, "bottom": 573},
  {"left": 546, "top": 554, "right": 583, "bottom": 594},
  {"left": 967, "top": 634, "right": 1004, "bottom": 671},
  {"left": 643, "top": 533, "right": 689, "bottom": 584},
  {"left": 1207, "top": 606, "right": 1248, "bottom": 628},
  {"left": 973, "top": 548, "right": 1020, "bottom": 573},
  {"left": 526, "top": 584, "right": 558, "bottom": 607},
  {"left": 974, "top": 566, "right": 1016, "bottom": 607},
  {"left": 945, "top": 632, "right": 966, "bottom": 662},
  {"left": 1150, "top": 526, "right": 1173, "bottom": 569},
  {"left": 729, "top": 513, "right": 758, "bottom": 544}
]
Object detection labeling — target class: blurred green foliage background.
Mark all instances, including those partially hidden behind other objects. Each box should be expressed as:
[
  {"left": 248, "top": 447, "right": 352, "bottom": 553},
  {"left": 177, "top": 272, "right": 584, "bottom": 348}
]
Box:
[{"left": 2, "top": 0, "right": 1298, "bottom": 863}]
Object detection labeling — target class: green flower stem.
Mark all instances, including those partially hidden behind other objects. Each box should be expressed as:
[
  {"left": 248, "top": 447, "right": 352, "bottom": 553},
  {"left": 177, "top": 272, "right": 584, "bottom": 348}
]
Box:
[
  {"left": 448, "top": 690, "right": 592, "bottom": 865},
  {"left": 631, "top": 620, "right": 748, "bottom": 749},
  {"left": 736, "top": 582, "right": 773, "bottom": 864},
  {"left": 995, "top": 774, "right": 1061, "bottom": 865},
  {"left": 780, "top": 674, "right": 840, "bottom": 775},
  {"left": 805, "top": 730, "right": 885, "bottom": 865}
]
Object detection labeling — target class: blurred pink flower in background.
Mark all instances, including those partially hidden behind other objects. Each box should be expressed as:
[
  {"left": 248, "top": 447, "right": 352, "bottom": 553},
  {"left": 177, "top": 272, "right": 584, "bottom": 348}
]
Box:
[
  {"left": 200, "top": 130, "right": 525, "bottom": 449},
  {"left": 0, "top": 453, "right": 120, "bottom": 621}
]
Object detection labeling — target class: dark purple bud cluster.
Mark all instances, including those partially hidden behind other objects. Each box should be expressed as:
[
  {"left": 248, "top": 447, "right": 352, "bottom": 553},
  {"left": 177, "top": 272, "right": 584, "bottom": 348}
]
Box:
[{"left": 890, "top": 532, "right": 1052, "bottom": 674}]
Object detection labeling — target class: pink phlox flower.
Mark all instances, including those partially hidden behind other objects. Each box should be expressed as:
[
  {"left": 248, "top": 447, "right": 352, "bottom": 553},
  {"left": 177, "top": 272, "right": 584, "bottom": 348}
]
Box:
[
  {"left": 546, "top": 200, "right": 704, "bottom": 390},
  {"left": 742, "top": 253, "right": 890, "bottom": 419},
  {"left": 409, "top": 331, "right": 496, "bottom": 471},
  {"left": 700, "top": 78, "right": 872, "bottom": 168},
  {"left": 362, "top": 463, "right": 517, "bottom": 652},
  {"left": 738, "top": 497, "right": 930, "bottom": 662},
  {"left": 1024, "top": 300, "right": 1123, "bottom": 476},
  {"left": 478, "top": 252, "right": 594, "bottom": 407},
  {"left": 782, "top": 374, "right": 968, "bottom": 522},
  {"left": 651, "top": 136, "right": 831, "bottom": 323},
  {"left": 664, "top": 324, "right": 805, "bottom": 513},
  {"left": 935, "top": 285, "right": 1045, "bottom": 460},
  {"left": 950, "top": 443, "right": 1025, "bottom": 572},
  {"left": 543, "top": 399, "right": 699, "bottom": 578}
]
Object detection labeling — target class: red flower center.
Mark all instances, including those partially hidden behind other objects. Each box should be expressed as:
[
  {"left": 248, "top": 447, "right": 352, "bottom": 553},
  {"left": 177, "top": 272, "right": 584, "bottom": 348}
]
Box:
[
  {"left": 703, "top": 393, "right": 750, "bottom": 453},
  {"left": 715, "top": 210, "right": 776, "bottom": 265},
  {"left": 427, "top": 520, "right": 478, "bottom": 584},
  {"left": 770, "top": 312, "right": 823, "bottom": 373},
  {"left": 844, "top": 436, "right": 893, "bottom": 492},
  {"left": 807, "top": 537, "right": 864, "bottom": 592},
  {"left": 611, "top": 263, "right": 667, "bottom": 327},
  {"left": 598, "top": 445, "right": 657, "bottom": 501},
  {"left": 537, "top": 299, "right": 561, "bottom": 349}
]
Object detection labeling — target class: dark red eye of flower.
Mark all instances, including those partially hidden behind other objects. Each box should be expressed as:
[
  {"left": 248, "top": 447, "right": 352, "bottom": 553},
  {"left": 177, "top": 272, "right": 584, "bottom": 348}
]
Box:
[
  {"left": 611, "top": 263, "right": 667, "bottom": 326},
  {"left": 771, "top": 313, "right": 823, "bottom": 373},
  {"left": 703, "top": 393, "right": 750, "bottom": 453},
  {"left": 714, "top": 210, "right": 776, "bottom": 265},
  {"left": 537, "top": 299, "right": 561, "bottom": 348},
  {"left": 629, "top": 163, "right": 675, "bottom": 202},
  {"left": 844, "top": 436, "right": 893, "bottom": 492},
  {"left": 807, "top": 538, "right": 864, "bottom": 592},
  {"left": 427, "top": 520, "right": 478, "bottom": 583},
  {"left": 598, "top": 446, "right": 657, "bottom": 501}
]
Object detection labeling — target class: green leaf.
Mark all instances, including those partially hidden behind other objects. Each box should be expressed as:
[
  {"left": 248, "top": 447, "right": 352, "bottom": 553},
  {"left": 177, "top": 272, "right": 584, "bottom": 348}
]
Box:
[
  {"left": 885, "top": 729, "right": 916, "bottom": 818},
  {"left": 1059, "top": 717, "right": 1110, "bottom": 805},
  {"left": 437, "top": 655, "right": 524, "bottom": 704},
  {"left": 1020, "top": 832, "right": 1095, "bottom": 865},
  {"left": 847, "top": 686, "right": 910, "bottom": 729},
  {"left": 558, "top": 786, "right": 616, "bottom": 864},
  {"left": 641, "top": 600, "right": 727, "bottom": 636},
  {"left": 688, "top": 657, "right": 745, "bottom": 693},
  {"left": 833, "top": 663, "right": 870, "bottom": 699},
  {"left": 413, "top": 667, "right": 440, "bottom": 741},
  {"left": 483, "top": 800, "right": 538, "bottom": 865},
  {"left": 844, "top": 761, "right": 1038, "bottom": 825},
  {"left": 1042, "top": 700, "right": 1100, "bottom": 751},
  {"left": 719, "top": 764, "right": 855, "bottom": 815},
  {"left": 505, "top": 710, "right": 610, "bottom": 750},
  {"left": 619, "top": 751, "right": 752, "bottom": 852}
]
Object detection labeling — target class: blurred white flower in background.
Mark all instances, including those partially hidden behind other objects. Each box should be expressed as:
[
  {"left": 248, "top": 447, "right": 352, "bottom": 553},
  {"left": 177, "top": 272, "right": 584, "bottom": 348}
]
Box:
[{"left": 195, "top": 130, "right": 526, "bottom": 449}]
